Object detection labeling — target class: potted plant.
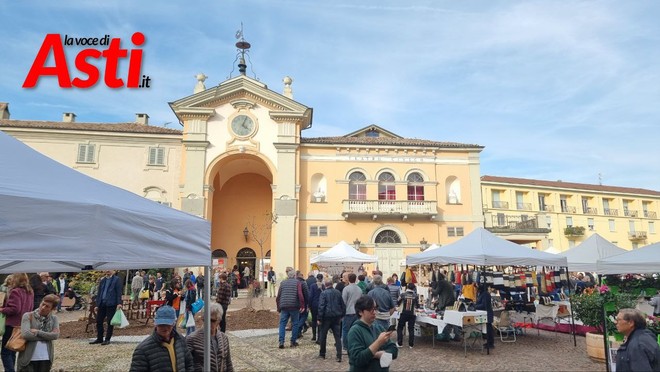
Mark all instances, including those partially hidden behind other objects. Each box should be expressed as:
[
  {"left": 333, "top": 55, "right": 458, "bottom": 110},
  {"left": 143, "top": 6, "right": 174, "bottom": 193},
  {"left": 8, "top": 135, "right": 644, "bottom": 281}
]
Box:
[
  {"left": 571, "top": 285, "right": 636, "bottom": 362},
  {"left": 564, "top": 226, "right": 585, "bottom": 236}
]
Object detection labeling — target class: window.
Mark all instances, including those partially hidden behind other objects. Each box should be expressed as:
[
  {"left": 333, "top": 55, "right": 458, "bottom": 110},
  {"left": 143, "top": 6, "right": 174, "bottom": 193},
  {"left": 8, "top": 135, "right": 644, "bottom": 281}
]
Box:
[
  {"left": 566, "top": 216, "right": 573, "bottom": 227},
  {"left": 629, "top": 220, "right": 636, "bottom": 233},
  {"left": 581, "top": 197, "right": 589, "bottom": 214},
  {"left": 375, "top": 230, "right": 401, "bottom": 244},
  {"left": 538, "top": 194, "right": 546, "bottom": 211},
  {"left": 588, "top": 218, "right": 594, "bottom": 231},
  {"left": 378, "top": 172, "right": 396, "bottom": 200},
  {"left": 406, "top": 172, "right": 424, "bottom": 201},
  {"left": 148, "top": 147, "right": 165, "bottom": 166},
  {"left": 348, "top": 172, "right": 367, "bottom": 200},
  {"left": 560, "top": 196, "right": 568, "bottom": 213},
  {"left": 77, "top": 144, "right": 95, "bottom": 163},
  {"left": 365, "top": 129, "right": 379, "bottom": 137},
  {"left": 609, "top": 219, "right": 615, "bottom": 232},
  {"left": 309, "top": 226, "right": 328, "bottom": 237},
  {"left": 649, "top": 222, "right": 655, "bottom": 234},
  {"left": 516, "top": 192, "right": 526, "bottom": 210},
  {"left": 447, "top": 227, "right": 464, "bottom": 237}
]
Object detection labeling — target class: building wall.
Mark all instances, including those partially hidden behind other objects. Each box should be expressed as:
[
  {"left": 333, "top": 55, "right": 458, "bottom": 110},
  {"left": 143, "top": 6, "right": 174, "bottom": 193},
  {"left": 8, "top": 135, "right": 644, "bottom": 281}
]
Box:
[{"left": 481, "top": 180, "right": 660, "bottom": 252}]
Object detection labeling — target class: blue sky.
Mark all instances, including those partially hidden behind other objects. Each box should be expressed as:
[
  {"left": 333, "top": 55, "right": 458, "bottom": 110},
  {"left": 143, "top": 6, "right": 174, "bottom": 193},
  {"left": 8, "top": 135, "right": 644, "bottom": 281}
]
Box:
[{"left": 2, "top": 1, "right": 659, "bottom": 190}]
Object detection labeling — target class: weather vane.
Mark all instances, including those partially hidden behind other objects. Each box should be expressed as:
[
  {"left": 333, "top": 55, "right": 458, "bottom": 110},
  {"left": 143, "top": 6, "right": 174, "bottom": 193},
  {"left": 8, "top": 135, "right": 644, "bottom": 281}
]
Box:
[{"left": 228, "top": 22, "right": 257, "bottom": 79}]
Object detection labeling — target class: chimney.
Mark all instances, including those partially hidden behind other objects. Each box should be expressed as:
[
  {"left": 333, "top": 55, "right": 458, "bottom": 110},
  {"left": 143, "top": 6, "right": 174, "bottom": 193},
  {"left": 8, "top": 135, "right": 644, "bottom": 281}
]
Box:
[
  {"left": 63, "top": 113, "right": 76, "bottom": 122},
  {"left": 135, "top": 113, "right": 149, "bottom": 125},
  {"left": 0, "top": 102, "right": 9, "bottom": 119}
]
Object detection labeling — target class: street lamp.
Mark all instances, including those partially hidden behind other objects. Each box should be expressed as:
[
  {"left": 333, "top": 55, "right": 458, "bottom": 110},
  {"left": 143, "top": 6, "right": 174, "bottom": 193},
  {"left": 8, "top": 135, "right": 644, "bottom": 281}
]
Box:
[
  {"left": 353, "top": 238, "right": 361, "bottom": 250},
  {"left": 243, "top": 227, "right": 249, "bottom": 242}
]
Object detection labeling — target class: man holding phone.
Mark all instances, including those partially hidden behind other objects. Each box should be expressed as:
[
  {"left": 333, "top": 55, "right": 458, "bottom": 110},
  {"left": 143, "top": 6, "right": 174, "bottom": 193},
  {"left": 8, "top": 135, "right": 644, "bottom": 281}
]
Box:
[{"left": 396, "top": 283, "right": 420, "bottom": 348}]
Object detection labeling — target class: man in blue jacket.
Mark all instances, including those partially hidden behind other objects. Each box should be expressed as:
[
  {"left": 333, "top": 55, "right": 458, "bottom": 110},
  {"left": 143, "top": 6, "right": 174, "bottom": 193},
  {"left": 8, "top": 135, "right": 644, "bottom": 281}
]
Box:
[{"left": 91, "top": 270, "right": 123, "bottom": 345}]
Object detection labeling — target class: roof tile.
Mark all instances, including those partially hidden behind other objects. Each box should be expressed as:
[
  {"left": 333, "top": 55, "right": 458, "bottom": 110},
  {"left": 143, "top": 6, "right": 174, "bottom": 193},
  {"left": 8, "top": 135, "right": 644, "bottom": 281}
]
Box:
[
  {"left": 0, "top": 119, "right": 182, "bottom": 135},
  {"left": 481, "top": 175, "right": 660, "bottom": 196}
]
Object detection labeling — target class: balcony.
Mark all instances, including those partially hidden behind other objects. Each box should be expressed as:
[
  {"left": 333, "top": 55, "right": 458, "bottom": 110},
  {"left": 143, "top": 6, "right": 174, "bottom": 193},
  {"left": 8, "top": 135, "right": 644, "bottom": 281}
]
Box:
[
  {"left": 644, "top": 211, "right": 657, "bottom": 218},
  {"left": 486, "top": 214, "right": 550, "bottom": 234},
  {"left": 516, "top": 202, "right": 532, "bottom": 211},
  {"left": 604, "top": 208, "right": 619, "bottom": 216},
  {"left": 492, "top": 201, "right": 509, "bottom": 209},
  {"left": 561, "top": 206, "right": 577, "bottom": 213},
  {"left": 582, "top": 207, "right": 598, "bottom": 215},
  {"left": 564, "top": 226, "right": 585, "bottom": 237},
  {"left": 540, "top": 205, "right": 555, "bottom": 212},
  {"left": 624, "top": 209, "right": 639, "bottom": 217},
  {"left": 628, "top": 231, "right": 647, "bottom": 241},
  {"left": 342, "top": 199, "right": 437, "bottom": 220}
]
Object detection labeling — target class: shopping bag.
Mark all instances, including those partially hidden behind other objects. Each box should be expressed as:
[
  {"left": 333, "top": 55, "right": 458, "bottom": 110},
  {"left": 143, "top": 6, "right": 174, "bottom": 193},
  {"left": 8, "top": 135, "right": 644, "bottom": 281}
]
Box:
[
  {"left": 6, "top": 327, "right": 26, "bottom": 352},
  {"left": 0, "top": 314, "right": 5, "bottom": 337},
  {"left": 191, "top": 298, "right": 204, "bottom": 315},
  {"left": 139, "top": 289, "right": 150, "bottom": 300},
  {"left": 186, "top": 311, "right": 195, "bottom": 328},
  {"left": 178, "top": 313, "right": 186, "bottom": 329},
  {"left": 110, "top": 309, "right": 122, "bottom": 326},
  {"left": 118, "top": 310, "right": 129, "bottom": 328}
]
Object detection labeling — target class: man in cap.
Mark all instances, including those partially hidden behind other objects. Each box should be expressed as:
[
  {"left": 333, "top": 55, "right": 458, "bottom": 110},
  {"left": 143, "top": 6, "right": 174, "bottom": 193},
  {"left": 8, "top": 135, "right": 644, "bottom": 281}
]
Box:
[{"left": 130, "top": 305, "right": 193, "bottom": 371}]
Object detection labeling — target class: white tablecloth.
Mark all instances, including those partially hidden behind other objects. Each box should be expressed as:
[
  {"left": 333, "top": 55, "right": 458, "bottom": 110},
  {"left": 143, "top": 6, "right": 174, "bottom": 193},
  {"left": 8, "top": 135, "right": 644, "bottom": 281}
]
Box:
[
  {"left": 400, "top": 310, "right": 488, "bottom": 334},
  {"left": 534, "top": 301, "right": 571, "bottom": 321}
]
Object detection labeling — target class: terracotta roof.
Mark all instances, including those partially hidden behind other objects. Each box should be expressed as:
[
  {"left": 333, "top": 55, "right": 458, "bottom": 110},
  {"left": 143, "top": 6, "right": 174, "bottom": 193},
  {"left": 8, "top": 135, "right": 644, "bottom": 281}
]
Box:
[
  {"left": 481, "top": 175, "right": 660, "bottom": 197},
  {"left": 301, "top": 136, "right": 482, "bottom": 149},
  {"left": 0, "top": 119, "right": 182, "bottom": 135}
]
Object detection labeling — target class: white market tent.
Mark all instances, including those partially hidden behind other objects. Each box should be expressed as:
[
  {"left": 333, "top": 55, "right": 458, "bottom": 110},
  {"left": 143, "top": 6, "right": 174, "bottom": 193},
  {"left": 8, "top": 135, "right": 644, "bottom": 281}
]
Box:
[
  {"left": 311, "top": 240, "right": 378, "bottom": 264},
  {"left": 425, "top": 243, "right": 442, "bottom": 252},
  {"left": 558, "top": 233, "right": 627, "bottom": 272},
  {"left": 406, "top": 227, "right": 567, "bottom": 267},
  {"left": 0, "top": 131, "right": 211, "bottom": 273},
  {"left": 596, "top": 242, "right": 660, "bottom": 275}
]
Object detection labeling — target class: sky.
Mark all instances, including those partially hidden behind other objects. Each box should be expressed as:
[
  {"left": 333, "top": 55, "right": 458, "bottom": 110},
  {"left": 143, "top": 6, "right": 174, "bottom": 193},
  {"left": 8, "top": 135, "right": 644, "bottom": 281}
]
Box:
[{"left": 1, "top": 1, "right": 659, "bottom": 190}]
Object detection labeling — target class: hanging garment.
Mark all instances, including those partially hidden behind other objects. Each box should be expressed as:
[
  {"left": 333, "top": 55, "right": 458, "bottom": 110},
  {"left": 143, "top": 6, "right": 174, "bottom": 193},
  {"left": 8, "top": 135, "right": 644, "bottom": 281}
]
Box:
[
  {"left": 525, "top": 272, "right": 533, "bottom": 287},
  {"left": 540, "top": 272, "right": 547, "bottom": 293},
  {"left": 503, "top": 274, "right": 510, "bottom": 289},
  {"left": 545, "top": 273, "right": 555, "bottom": 293},
  {"left": 486, "top": 271, "right": 494, "bottom": 285},
  {"left": 493, "top": 272, "right": 504, "bottom": 289}
]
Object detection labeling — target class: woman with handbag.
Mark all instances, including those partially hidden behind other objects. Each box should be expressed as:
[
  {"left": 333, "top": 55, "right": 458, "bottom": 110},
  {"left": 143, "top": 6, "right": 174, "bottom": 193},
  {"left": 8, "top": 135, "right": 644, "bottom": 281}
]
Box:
[
  {"left": 0, "top": 273, "right": 34, "bottom": 372},
  {"left": 17, "top": 294, "right": 60, "bottom": 372}
]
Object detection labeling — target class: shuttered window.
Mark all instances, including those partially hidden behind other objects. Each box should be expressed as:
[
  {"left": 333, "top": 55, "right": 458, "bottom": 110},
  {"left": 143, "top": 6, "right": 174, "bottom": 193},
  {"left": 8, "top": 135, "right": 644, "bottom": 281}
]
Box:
[
  {"left": 77, "top": 144, "right": 95, "bottom": 163},
  {"left": 148, "top": 147, "right": 165, "bottom": 166}
]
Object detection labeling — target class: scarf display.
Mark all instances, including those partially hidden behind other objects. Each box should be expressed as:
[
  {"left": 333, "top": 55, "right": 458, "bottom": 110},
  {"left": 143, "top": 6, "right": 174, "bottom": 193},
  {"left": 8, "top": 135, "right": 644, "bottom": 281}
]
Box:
[{"left": 33, "top": 310, "right": 55, "bottom": 332}]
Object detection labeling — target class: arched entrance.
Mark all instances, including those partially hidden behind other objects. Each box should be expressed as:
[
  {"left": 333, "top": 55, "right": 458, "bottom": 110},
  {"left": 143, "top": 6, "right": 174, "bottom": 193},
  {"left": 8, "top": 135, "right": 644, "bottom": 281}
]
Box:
[{"left": 237, "top": 247, "right": 256, "bottom": 288}]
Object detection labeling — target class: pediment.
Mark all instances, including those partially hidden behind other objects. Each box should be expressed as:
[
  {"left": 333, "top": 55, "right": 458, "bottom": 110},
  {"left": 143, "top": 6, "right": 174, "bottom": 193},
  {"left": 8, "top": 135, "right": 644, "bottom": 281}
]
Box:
[
  {"left": 344, "top": 125, "right": 402, "bottom": 139},
  {"left": 169, "top": 75, "right": 312, "bottom": 128}
]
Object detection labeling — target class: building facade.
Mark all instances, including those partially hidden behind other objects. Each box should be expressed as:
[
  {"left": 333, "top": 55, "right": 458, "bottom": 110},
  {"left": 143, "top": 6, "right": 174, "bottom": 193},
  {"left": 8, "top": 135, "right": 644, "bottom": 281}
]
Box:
[
  {"left": 0, "top": 73, "right": 485, "bottom": 279},
  {"left": 481, "top": 175, "right": 660, "bottom": 252}
]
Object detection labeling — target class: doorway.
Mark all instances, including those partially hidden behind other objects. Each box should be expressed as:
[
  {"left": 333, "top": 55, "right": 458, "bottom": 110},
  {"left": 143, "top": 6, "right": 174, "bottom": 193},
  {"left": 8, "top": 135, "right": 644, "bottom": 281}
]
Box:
[{"left": 237, "top": 247, "right": 256, "bottom": 288}]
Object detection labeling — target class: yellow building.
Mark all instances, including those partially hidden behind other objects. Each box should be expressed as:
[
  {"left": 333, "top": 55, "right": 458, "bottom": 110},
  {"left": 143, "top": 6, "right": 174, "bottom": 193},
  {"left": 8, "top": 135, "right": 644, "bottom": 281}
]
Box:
[
  {"left": 481, "top": 175, "right": 660, "bottom": 252},
  {"left": 0, "top": 72, "right": 485, "bottom": 279}
]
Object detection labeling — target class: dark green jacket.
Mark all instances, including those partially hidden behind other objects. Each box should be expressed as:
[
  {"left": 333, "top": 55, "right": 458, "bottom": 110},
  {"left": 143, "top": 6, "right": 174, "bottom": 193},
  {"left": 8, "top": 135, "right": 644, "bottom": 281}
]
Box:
[{"left": 347, "top": 320, "right": 398, "bottom": 372}]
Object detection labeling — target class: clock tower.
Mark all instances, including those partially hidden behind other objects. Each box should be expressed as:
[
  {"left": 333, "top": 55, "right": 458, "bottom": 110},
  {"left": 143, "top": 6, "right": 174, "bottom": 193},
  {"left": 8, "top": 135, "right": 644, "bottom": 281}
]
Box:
[{"left": 169, "top": 32, "right": 312, "bottom": 278}]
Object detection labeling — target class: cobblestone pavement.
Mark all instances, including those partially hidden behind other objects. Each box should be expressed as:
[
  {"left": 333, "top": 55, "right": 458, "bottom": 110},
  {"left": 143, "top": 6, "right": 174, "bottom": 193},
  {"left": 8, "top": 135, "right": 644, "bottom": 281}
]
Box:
[
  {"left": 39, "top": 326, "right": 605, "bottom": 371},
  {"left": 34, "top": 298, "right": 606, "bottom": 371}
]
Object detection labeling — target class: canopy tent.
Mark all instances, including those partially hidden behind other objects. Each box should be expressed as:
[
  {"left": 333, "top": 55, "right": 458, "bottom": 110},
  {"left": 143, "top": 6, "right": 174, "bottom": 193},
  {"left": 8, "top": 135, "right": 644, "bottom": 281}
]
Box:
[
  {"left": 597, "top": 242, "right": 660, "bottom": 275},
  {"left": 0, "top": 131, "right": 211, "bottom": 273},
  {"left": 543, "top": 246, "right": 561, "bottom": 254},
  {"left": 558, "top": 233, "right": 627, "bottom": 272},
  {"left": 311, "top": 240, "right": 378, "bottom": 264},
  {"left": 406, "top": 227, "right": 567, "bottom": 267},
  {"left": 425, "top": 243, "right": 441, "bottom": 252}
]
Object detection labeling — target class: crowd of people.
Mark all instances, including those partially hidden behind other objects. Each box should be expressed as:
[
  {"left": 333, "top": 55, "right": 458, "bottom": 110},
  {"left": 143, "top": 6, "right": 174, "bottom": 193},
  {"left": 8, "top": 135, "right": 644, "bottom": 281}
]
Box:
[{"left": 2, "top": 267, "right": 658, "bottom": 372}]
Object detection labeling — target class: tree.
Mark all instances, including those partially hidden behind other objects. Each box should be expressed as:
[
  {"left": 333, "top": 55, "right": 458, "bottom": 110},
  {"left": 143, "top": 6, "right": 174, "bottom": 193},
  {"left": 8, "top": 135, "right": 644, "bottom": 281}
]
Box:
[{"left": 245, "top": 211, "right": 278, "bottom": 310}]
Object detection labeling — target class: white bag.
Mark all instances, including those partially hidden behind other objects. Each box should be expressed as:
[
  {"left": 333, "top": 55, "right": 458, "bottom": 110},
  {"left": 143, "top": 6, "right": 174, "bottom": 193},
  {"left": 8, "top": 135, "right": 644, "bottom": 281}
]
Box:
[
  {"left": 185, "top": 311, "right": 195, "bottom": 328},
  {"left": 118, "top": 310, "right": 129, "bottom": 329}
]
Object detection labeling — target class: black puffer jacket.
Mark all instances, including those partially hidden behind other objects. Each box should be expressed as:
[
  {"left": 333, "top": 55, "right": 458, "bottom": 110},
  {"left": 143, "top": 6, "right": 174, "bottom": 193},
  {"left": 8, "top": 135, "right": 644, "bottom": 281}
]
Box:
[
  {"left": 130, "top": 329, "right": 193, "bottom": 372},
  {"left": 318, "top": 287, "right": 345, "bottom": 321},
  {"left": 277, "top": 278, "right": 302, "bottom": 311}
]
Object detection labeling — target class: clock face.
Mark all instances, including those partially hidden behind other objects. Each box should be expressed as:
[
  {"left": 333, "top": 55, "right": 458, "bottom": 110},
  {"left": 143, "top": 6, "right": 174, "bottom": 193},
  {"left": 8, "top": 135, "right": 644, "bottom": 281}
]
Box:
[{"left": 230, "top": 115, "right": 255, "bottom": 137}]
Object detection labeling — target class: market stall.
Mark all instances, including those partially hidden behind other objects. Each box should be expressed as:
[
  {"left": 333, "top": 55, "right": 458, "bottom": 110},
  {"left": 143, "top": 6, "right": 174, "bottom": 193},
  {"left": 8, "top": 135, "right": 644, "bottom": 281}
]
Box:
[
  {"left": 310, "top": 240, "right": 378, "bottom": 276},
  {"left": 405, "top": 228, "right": 572, "bottom": 349},
  {"left": 559, "top": 233, "right": 627, "bottom": 273},
  {"left": 596, "top": 242, "right": 660, "bottom": 275}
]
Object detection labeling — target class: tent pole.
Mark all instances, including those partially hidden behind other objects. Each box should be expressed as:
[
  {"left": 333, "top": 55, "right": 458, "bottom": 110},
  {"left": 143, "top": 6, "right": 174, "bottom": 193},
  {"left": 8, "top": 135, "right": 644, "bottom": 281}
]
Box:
[
  {"left": 204, "top": 265, "right": 211, "bottom": 372},
  {"left": 599, "top": 274, "right": 611, "bottom": 372},
  {"left": 566, "top": 266, "right": 577, "bottom": 347}
]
